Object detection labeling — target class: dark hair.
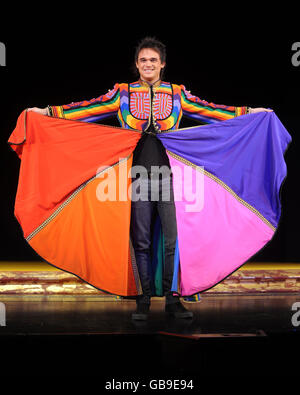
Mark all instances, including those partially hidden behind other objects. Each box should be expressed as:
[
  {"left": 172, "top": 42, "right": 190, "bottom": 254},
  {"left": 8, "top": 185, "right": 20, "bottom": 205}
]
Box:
[
  {"left": 134, "top": 36, "right": 167, "bottom": 64},
  {"left": 133, "top": 36, "right": 167, "bottom": 78}
]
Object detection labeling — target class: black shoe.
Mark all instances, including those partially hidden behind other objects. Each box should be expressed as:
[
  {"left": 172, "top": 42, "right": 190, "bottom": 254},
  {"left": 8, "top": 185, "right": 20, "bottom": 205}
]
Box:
[
  {"left": 131, "top": 303, "right": 150, "bottom": 321},
  {"left": 165, "top": 301, "right": 193, "bottom": 319}
]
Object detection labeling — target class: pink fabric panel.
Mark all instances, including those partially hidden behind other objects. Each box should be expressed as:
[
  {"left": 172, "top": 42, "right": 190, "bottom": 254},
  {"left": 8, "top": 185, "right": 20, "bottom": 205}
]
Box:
[{"left": 168, "top": 155, "right": 275, "bottom": 295}]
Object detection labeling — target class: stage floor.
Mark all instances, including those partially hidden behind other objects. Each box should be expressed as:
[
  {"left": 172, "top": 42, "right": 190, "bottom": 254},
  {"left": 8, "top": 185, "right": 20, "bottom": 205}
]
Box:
[
  {"left": 0, "top": 294, "right": 299, "bottom": 378},
  {"left": 0, "top": 293, "right": 299, "bottom": 335}
]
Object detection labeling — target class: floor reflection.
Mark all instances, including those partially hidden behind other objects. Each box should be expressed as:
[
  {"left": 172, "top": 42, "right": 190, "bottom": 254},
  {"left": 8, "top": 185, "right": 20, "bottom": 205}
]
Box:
[{"left": 0, "top": 294, "right": 299, "bottom": 336}]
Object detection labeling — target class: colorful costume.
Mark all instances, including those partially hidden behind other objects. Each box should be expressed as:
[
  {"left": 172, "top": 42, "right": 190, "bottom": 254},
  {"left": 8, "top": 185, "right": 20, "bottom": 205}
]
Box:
[
  {"left": 8, "top": 81, "right": 291, "bottom": 297},
  {"left": 49, "top": 80, "right": 248, "bottom": 128}
]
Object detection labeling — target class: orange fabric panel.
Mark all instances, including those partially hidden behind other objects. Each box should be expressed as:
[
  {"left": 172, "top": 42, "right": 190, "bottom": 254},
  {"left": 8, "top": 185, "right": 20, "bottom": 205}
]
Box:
[
  {"left": 29, "top": 156, "right": 140, "bottom": 296},
  {"left": 8, "top": 111, "right": 141, "bottom": 239}
]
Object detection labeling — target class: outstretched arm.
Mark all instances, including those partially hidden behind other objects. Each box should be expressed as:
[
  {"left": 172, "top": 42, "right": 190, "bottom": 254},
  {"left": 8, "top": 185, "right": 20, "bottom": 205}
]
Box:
[
  {"left": 27, "top": 84, "right": 120, "bottom": 122},
  {"left": 180, "top": 85, "right": 272, "bottom": 124}
]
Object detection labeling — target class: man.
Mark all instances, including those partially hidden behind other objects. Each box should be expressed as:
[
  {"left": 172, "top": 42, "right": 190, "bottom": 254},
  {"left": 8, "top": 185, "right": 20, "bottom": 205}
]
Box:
[{"left": 28, "top": 37, "right": 271, "bottom": 320}]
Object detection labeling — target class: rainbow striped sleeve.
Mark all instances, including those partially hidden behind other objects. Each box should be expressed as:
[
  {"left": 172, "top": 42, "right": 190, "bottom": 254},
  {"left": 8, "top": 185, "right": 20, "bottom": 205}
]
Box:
[
  {"left": 180, "top": 85, "right": 248, "bottom": 124},
  {"left": 50, "top": 83, "right": 120, "bottom": 122}
]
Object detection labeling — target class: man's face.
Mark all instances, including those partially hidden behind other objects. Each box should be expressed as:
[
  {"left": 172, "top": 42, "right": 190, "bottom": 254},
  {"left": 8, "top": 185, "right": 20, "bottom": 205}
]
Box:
[{"left": 136, "top": 48, "right": 165, "bottom": 84}]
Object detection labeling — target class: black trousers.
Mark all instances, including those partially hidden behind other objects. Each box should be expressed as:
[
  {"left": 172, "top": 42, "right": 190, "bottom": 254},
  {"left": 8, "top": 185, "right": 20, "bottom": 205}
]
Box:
[{"left": 130, "top": 175, "right": 178, "bottom": 305}]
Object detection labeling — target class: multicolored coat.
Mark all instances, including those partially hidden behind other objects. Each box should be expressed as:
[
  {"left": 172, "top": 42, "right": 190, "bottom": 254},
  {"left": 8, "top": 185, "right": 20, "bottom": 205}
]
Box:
[{"left": 50, "top": 80, "right": 248, "bottom": 130}]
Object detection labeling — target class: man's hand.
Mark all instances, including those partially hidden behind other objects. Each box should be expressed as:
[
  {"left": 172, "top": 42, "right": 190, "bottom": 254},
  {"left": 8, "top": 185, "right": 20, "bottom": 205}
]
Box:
[
  {"left": 27, "top": 107, "right": 49, "bottom": 116},
  {"left": 249, "top": 107, "right": 273, "bottom": 114}
]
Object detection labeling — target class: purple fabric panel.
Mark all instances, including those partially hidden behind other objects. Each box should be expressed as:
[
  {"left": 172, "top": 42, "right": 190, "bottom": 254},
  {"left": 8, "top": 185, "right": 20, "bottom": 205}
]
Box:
[{"left": 157, "top": 112, "right": 291, "bottom": 228}]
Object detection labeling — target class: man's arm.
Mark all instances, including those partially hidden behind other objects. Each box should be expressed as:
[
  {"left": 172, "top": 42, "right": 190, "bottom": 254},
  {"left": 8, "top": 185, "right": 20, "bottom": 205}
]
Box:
[
  {"left": 180, "top": 85, "right": 271, "bottom": 124},
  {"left": 28, "top": 83, "right": 120, "bottom": 122}
]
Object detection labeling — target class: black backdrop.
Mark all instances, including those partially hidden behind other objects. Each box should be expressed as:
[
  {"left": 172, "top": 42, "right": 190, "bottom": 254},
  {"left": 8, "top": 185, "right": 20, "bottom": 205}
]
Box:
[{"left": 1, "top": 8, "right": 299, "bottom": 264}]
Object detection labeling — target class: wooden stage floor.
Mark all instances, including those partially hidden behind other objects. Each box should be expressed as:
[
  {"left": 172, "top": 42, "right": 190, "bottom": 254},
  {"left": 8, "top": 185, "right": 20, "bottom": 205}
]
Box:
[
  {"left": 0, "top": 261, "right": 299, "bottom": 379},
  {"left": 0, "top": 293, "right": 299, "bottom": 379}
]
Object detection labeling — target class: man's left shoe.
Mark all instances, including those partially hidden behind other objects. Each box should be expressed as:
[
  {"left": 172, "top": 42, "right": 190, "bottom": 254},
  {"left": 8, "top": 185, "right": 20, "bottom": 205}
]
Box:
[
  {"left": 165, "top": 301, "right": 193, "bottom": 318},
  {"left": 131, "top": 303, "right": 150, "bottom": 321}
]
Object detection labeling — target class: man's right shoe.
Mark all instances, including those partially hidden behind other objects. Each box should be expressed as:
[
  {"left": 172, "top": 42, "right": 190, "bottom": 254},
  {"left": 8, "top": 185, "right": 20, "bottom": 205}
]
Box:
[
  {"left": 165, "top": 301, "right": 193, "bottom": 319},
  {"left": 131, "top": 303, "right": 150, "bottom": 321}
]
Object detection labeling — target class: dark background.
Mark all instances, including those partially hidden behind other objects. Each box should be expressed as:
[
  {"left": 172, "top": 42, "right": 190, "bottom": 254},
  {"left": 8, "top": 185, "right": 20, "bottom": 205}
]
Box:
[{"left": 1, "top": 7, "right": 299, "bottom": 264}]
